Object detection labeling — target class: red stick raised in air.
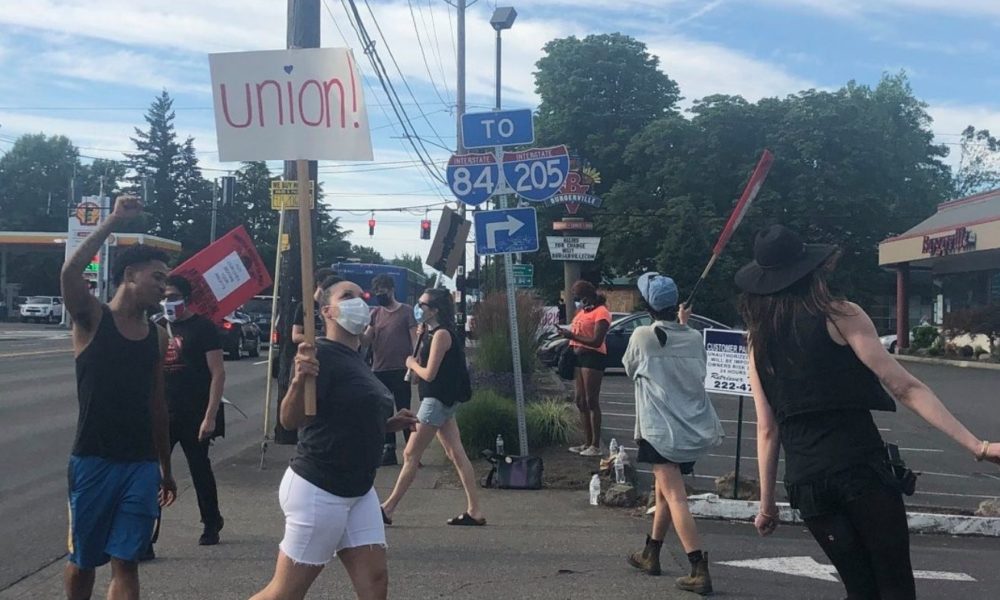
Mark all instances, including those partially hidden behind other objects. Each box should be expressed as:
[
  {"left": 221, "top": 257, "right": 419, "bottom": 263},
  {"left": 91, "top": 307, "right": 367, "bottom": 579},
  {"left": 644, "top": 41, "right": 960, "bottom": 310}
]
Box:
[{"left": 686, "top": 149, "right": 775, "bottom": 306}]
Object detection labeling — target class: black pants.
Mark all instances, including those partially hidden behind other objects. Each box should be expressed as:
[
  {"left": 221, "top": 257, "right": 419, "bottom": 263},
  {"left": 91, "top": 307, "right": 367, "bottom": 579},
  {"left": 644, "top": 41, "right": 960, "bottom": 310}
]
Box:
[
  {"left": 376, "top": 369, "right": 411, "bottom": 448},
  {"left": 803, "top": 484, "right": 915, "bottom": 600},
  {"left": 169, "top": 418, "right": 222, "bottom": 526}
]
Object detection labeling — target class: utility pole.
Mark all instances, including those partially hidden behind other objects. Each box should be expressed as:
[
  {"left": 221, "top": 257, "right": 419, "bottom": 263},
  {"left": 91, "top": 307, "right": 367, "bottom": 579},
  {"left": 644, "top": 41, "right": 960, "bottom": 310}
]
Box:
[
  {"left": 210, "top": 178, "right": 219, "bottom": 242},
  {"left": 450, "top": 0, "right": 476, "bottom": 337},
  {"left": 275, "top": 0, "right": 321, "bottom": 445}
]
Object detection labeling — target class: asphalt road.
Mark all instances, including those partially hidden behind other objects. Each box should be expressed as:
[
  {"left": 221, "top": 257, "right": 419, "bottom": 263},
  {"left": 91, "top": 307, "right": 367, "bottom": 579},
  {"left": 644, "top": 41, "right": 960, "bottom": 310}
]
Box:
[
  {"left": 601, "top": 362, "right": 1000, "bottom": 513},
  {"left": 0, "top": 323, "right": 275, "bottom": 591}
]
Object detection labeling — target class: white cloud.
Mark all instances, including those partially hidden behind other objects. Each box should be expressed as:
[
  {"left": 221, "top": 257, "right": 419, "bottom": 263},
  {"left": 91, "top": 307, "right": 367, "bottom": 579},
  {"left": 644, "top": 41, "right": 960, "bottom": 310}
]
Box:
[
  {"left": 926, "top": 102, "right": 1000, "bottom": 168},
  {"left": 39, "top": 48, "right": 209, "bottom": 95},
  {"left": 757, "top": 0, "right": 1000, "bottom": 20}
]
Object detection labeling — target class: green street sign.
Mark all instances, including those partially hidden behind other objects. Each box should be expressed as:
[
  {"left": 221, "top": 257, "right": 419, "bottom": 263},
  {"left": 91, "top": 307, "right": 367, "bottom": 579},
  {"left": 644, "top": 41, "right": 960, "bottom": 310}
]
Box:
[{"left": 512, "top": 263, "right": 533, "bottom": 288}]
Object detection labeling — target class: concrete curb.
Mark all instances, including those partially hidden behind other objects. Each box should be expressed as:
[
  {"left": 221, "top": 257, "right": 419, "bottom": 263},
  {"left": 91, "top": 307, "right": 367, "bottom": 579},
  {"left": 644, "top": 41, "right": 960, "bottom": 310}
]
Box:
[
  {"left": 895, "top": 353, "right": 1000, "bottom": 371},
  {"left": 686, "top": 493, "right": 1000, "bottom": 537}
]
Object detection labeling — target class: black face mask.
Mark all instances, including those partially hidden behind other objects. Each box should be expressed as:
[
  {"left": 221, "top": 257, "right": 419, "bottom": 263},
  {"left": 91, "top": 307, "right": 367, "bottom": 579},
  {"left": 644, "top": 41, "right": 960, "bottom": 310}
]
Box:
[{"left": 376, "top": 293, "right": 392, "bottom": 307}]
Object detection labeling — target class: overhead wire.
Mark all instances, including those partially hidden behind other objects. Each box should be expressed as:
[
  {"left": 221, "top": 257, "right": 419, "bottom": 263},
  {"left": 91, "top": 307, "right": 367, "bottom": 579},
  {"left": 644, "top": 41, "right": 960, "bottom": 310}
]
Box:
[
  {"left": 407, "top": 0, "right": 452, "bottom": 109},
  {"left": 420, "top": 0, "right": 454, "bottom": 102}
]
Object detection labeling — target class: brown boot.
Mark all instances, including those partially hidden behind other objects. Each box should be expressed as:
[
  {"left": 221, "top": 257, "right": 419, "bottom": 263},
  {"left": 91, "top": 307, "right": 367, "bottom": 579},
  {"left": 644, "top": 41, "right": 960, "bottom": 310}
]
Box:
[
  {"left": 675, "top": 551, "right": 712, "bottom": 595},
  {"left": 626, "top": 535, "right": 662, "bottom": 576}
]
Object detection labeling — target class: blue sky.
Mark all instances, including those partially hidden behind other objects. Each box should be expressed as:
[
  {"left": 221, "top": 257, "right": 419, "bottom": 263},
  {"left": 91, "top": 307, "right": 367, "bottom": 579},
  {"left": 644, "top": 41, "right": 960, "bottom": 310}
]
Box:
[{"left": 1, "top": 0, "right": 999, "bottom": 267}]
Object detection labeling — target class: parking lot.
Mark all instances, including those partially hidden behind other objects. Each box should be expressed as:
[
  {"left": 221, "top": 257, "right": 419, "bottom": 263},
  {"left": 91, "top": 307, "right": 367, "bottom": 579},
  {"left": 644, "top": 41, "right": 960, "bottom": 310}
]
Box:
[{"left": 599, "top": 363, "right": 1000, "bottom": 513}]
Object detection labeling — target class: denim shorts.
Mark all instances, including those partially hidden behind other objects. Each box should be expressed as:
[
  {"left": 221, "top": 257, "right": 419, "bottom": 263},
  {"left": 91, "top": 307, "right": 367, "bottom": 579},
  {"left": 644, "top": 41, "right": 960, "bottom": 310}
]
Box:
[{"left": 417, "top": 397, "right": 458, "bottom": 428}]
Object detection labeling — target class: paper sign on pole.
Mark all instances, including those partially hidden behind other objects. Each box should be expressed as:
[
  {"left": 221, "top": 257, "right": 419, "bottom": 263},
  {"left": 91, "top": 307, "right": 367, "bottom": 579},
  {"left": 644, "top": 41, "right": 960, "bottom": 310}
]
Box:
[
  {"left": 170, "top": 226, "right": 273, "bottom": 324},
  {"left": 270, "top": 180, "right": 316, "bottom": 210},
  {"left": 209, "top": 48, "right": 373, "bottom": 161},
  {"left": 703, "top": 329, "right": 752, "bottom": 396},
  {"left": 545, "top": 236, "right": 600, "bottom": 261}
]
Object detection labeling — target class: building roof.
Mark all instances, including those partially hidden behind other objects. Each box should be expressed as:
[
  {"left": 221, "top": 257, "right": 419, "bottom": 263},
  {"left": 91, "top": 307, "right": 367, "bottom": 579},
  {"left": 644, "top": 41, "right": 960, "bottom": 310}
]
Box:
[{"left": 887, "top": 188, "right": 1000, "bottom": 242}]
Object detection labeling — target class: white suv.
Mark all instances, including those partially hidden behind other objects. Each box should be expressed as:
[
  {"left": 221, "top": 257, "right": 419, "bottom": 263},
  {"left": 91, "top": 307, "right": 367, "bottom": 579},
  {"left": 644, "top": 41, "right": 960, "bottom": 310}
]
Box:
[{"left": 20, "top": 296, "right": 64, "bottom": 323}]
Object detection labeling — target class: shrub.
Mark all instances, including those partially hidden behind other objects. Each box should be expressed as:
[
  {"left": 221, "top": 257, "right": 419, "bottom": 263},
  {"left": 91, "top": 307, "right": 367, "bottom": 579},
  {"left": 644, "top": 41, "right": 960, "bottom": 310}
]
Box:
[
  {"left": 959, "top": 345, "right": 975, "bottom": 358},
  {"left": 927, "top": 345, "right": 943, "bottom": 357},
  {"left": 526, "top": 398, "right": 576, "bottom": 448},
  {"left": 973, "top": 345, "right": 989, "bottom": 357},
  {"left": 472, "top": 291, "right": 543, "bottom": 374},
  {"left": 911, "top": 325, "right": 939, "bottom": 350},
  {"left": 456, "top": 390, "right": 518, "bottom": 456}
]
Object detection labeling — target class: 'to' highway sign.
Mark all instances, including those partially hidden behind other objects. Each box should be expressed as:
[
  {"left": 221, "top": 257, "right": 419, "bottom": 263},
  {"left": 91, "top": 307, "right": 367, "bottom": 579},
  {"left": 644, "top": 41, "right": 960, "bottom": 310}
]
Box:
[
  {"left": 461, "top": 109, "right": 534, "bottom": 149},
  {"left": 446, "top": 153, "right": 500, "bottom": 207},
  {"left": 474, "top": 207, "right": 539, "bottom": 256},
  {"left": 502, "top": 145, "right": 570, "bottom": 203}
]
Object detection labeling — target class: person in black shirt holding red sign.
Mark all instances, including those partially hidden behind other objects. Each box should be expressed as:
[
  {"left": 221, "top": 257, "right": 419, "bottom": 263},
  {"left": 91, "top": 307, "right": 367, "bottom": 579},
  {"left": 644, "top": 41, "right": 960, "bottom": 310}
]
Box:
[
  {"left": 251, "top": 277, "right": 417, "bottom": 600},
  {"left": 152, "top": 275, "right": 227, "bottom": 549}
]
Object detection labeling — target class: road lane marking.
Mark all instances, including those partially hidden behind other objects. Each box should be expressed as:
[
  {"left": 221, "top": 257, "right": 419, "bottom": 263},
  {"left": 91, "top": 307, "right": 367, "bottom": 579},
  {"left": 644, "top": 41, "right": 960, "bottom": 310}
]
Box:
[
  {"left": 718, "top": 556, "right": 976, "bottom": 583},
  {"left": 605, "top": 401, "right": 634, "bottom": 407},
  {"left": 603, "top": 412, "right": 636, "bottom": 418},
  {"left": 253, "top": 360, "right": 268, "bottom": 365},
  {"left": 0, "top": 348, "right": 73, "bottom": 359},
  {"left": 899, "top": 447, "right": 943, "bottom": 453},
  {"left": 912, "top": 490, "right": 1000, "bottom": 500}
]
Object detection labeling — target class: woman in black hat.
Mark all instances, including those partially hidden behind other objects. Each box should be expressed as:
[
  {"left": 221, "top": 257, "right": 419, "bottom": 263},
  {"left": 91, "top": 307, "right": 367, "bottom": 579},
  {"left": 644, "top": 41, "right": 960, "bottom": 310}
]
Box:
[{"left": 737, "top": 224, "right": 999, "bottom": 600}]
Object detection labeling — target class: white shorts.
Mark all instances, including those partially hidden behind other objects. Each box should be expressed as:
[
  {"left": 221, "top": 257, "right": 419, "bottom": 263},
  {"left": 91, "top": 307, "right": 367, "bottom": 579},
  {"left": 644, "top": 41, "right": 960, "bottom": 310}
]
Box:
[{"left": 278, "top": 468, "right": 386, "bottom": 566}]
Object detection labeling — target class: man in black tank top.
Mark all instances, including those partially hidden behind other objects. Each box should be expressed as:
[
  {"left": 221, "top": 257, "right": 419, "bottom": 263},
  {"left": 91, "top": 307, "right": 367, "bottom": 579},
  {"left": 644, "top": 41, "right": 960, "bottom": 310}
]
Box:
[{"left": 60, "top": 195, "right": 176, "bottom": 600}]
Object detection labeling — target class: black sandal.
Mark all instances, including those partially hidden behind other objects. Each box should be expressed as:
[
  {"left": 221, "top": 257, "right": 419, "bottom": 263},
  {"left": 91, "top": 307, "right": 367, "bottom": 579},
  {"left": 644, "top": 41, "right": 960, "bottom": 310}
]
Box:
[
  {"left": 446, "top": 512, "right": 486, "bottom": 526},
  {"left": 381, "top": 507, "right": 392, "bottom": 526}
]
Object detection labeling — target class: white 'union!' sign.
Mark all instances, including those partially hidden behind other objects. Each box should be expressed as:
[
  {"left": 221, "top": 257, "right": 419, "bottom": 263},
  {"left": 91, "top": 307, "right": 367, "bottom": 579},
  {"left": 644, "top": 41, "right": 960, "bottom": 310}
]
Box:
[{"left": 209, "top": 48, "right": 373, "bottom": 162}]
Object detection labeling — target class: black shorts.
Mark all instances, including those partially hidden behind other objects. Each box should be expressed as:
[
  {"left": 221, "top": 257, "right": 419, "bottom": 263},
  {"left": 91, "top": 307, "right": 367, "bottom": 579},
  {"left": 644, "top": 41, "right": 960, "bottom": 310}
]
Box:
[
  {"left": 637, "top": 440, "right": 695, "bottom": 475},
  {"left": 574, "top": 348, "right": 606, "bottom": 371}
]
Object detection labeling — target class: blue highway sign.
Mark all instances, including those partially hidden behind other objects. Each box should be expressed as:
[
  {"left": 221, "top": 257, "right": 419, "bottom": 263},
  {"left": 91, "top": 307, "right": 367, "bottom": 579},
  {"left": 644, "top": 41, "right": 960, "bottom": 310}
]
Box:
[
  {"left": 474, "top": 207, "right": 539, "bottom": 256},
  {"left": 461, "top": 109, "right": 534, "bottom": 149},
  {"left": 501, "top": 145, "right": 570, "bottom": 203},
  {"left": 446, "top": 153, "right": 500, "bottom": 207}
]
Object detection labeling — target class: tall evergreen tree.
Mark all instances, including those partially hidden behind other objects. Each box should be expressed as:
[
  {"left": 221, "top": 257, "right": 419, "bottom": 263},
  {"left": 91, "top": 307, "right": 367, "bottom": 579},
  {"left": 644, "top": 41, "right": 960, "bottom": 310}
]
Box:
[{"left": 126, "top": 91, "right": 182, "bottom": 239}]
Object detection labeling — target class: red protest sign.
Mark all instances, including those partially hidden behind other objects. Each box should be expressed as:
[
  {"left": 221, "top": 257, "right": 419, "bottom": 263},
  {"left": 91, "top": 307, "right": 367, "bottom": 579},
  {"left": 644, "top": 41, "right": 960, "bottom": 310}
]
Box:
[{"left": 171, "top": 226, "right": 272, "bottom": 324}]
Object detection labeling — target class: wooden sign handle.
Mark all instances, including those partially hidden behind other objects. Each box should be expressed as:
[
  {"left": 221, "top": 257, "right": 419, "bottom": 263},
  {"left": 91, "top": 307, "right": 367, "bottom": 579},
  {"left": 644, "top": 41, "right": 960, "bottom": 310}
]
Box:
[{"left": 296, "top": 159, "right": 318, "bottom": 415}]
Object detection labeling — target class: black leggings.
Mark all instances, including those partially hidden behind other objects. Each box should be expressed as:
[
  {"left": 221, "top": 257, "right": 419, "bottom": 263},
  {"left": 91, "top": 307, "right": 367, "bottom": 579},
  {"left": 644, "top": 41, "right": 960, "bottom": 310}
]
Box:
[{"left": 804, "top": 484, "right": 915, "bottom": 600}]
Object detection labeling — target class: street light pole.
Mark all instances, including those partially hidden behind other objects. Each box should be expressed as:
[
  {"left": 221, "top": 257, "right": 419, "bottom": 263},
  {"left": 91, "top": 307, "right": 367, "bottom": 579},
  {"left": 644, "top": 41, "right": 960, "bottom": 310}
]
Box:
[{"left": 490, "top": 6, "right": 528, "bottom": 455}]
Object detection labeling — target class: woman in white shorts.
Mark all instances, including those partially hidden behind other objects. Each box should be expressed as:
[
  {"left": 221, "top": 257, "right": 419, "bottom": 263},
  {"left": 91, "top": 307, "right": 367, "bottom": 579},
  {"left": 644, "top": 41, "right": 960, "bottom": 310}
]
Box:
[
  {"left": 380, "top": 288, "right": 485, "bottom": 527},
  {"left": 251, "top": 279, "right": 417, "bottom": 600}
]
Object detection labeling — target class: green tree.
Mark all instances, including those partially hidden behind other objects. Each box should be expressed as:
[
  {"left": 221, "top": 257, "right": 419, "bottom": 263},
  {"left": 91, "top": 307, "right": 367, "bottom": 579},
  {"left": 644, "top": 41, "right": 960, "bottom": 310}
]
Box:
[
  {"left": 125, "top": 91, "right": 183, "bottom": 239},
  {"left": 390, "top": 252, "right": 424, "bottom": 274},
  {"left": 0, "top": 133, "right": 79, "bottom": 231},
  {"left": 77, "top": 158, "right": 128, "bottom": 198},
  {"left": 953, "top": 126, "right": 1000, "bottom": 197}
]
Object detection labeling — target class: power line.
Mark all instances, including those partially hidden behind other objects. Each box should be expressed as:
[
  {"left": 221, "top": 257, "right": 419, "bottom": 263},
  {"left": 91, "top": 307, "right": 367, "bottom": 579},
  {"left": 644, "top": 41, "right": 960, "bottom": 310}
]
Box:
[
  {"left": 408, "top": 0, "right": 452, "bottom": 108},
  {"left": 421, "top": 0, "right": 455, "bottom": 102}
]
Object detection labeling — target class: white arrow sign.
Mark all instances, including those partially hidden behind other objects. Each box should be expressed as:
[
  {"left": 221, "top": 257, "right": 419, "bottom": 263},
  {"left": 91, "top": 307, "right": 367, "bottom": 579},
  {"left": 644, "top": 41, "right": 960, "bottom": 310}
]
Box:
[
  {"left": 485, "top": 214, "right": 525, "bottom": 249},
  {"left": 718, "top": 556, "right": 976, "bottom": 583}
]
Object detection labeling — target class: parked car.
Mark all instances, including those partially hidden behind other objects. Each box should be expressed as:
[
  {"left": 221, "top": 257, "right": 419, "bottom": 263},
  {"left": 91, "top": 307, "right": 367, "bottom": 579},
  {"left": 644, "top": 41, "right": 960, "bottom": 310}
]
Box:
[
  {"left": 219, "top": 312, "right": 261, "bottom": 360},
  {"left": 19, "top": 296, "right": 64, "bottom": 323},
  {"left": 240, "top": 295, "right": 275, "bottom": 345},
  {"left": 537, "top": 311, "right": 731, "bottom": 372}
]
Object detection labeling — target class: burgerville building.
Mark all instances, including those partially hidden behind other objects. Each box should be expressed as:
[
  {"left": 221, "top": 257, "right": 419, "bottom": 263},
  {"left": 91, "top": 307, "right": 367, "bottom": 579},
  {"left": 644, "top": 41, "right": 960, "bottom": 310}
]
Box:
[{"left": 879, "top": 188, "right": 1000, "bottom": 350}]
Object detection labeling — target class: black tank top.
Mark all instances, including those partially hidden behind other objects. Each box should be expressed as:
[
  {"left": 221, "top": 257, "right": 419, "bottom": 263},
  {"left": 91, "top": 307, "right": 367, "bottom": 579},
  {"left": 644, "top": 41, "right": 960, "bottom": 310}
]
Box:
[
  {"left": 756, "top": 314, "right": 891, "bottom": 483},
  {"left": 72, "top": 305, "right": 160, "bottom": 461},
  {"left": 418, "top": 327, "right": 465, "bottom": 406}
]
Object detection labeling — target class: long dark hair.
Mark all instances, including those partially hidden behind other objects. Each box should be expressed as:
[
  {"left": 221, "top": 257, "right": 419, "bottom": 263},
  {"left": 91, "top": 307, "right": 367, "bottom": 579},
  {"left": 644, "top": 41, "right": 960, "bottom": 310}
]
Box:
[
  {"left": 423, "top": 288, "right": 455, "bottom": 329},
  {"left": 738, "top": 252, "right": 848, "bottom": 375}
]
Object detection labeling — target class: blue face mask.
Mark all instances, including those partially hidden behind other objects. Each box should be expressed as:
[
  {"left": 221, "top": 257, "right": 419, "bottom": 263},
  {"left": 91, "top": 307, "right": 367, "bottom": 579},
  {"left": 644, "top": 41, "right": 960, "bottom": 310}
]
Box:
[{"left": 413, "top": 304, "right": 425, "bottom": 323}]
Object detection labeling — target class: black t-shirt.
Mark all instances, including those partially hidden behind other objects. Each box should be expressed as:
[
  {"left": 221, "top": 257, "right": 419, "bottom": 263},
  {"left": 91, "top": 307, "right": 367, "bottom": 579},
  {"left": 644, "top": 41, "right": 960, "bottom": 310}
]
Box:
[
  {"left": 290, "top": 339, "right": 395, "bottom": 498},
  {"left": 162, "top": 314, "right": 222, "bottom": 424},
  {"left": 293, "top": 301, "right": 324, "bottom": 333}
]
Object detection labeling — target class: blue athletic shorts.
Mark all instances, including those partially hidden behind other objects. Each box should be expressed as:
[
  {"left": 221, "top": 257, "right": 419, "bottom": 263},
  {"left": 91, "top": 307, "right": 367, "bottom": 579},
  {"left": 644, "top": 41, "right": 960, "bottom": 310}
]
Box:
[{"left": 67, "top": 455, "right": 160, "bottom": 569}]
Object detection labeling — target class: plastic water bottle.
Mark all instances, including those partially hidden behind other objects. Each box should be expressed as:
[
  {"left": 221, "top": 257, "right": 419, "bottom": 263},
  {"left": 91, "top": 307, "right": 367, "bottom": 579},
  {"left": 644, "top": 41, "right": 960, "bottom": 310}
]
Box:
[
  {"left": 496, "top": 434, "right": 505, "bottom": 457},
  {"left": 614, "top": 447, "right": 627, "bottom": 484},
  {"left": 589, "top": 474, "right": 601, "bottom": 506},
  {"left": 608, "top": 438, "right": 619, "bottom": 459}
]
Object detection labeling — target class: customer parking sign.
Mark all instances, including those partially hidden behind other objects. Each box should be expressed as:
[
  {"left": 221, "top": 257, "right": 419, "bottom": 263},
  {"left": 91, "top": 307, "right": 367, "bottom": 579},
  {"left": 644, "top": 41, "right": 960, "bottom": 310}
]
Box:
[{"left": 703, "top": 329, "right": 752, "bottom": 397}]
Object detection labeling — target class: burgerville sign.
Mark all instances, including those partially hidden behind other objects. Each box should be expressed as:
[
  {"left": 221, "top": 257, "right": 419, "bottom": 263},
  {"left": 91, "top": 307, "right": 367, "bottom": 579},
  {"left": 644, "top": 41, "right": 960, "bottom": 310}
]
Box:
[{"left": 922, "top": 227, "right": 977, "bottom": 257}]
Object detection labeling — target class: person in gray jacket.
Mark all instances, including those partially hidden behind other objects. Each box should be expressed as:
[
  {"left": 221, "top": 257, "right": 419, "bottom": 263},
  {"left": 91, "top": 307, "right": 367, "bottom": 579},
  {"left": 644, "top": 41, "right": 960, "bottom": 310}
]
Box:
[{"left": 622, "top": 272, "right": 724, "bottom": 596}]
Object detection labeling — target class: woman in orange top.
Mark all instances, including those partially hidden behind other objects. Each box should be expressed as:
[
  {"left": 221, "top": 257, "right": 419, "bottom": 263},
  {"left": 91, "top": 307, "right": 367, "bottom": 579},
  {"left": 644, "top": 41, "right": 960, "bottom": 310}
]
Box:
[{"left": 559, "top": 280, "right": 612, "bottom": 457}]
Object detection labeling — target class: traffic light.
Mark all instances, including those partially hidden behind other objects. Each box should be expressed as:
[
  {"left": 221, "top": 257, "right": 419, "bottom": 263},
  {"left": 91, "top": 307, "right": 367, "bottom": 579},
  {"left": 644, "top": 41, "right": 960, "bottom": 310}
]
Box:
[
  {"left": 368, "top": 213, "right": 376, "bottom": 237},
  {"left": 220, "top": 175, "right": 236, "bottom": 205},
  {"left": 420, "top": 219, "right": 431, "bottom": 240}
]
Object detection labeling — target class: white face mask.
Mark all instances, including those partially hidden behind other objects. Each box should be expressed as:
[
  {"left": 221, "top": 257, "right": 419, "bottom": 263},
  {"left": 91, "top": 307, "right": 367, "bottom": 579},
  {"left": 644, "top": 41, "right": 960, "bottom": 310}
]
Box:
[
  {"left": 334, "top": 297, "right": 371, "bottom": 335},
  {"left": 161, "top": 299, "right": 186, "bottom": 323}
]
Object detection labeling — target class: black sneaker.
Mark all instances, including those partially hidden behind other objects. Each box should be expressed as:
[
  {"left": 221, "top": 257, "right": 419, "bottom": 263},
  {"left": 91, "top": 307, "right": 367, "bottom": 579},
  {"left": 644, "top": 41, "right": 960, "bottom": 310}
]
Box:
[
  {"left": 381, "top": 447, "right": 398, "bottom": 466},
  {"left": 139, "top": 543, "right": 155, "bottom": 562}
]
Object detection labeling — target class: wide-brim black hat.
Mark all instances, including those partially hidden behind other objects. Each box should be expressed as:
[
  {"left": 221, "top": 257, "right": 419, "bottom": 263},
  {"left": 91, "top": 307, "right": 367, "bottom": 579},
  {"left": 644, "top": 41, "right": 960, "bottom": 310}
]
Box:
[{"left": 735, "top": 224, "right": 837, "bottom": 295}]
